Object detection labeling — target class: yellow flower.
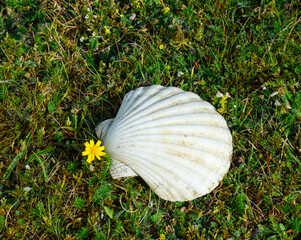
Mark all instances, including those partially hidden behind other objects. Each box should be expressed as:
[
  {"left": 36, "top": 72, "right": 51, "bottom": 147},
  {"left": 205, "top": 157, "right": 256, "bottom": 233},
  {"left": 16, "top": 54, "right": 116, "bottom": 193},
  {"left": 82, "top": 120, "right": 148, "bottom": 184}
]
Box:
[
  {"left": 82, "top": 140, "right": 106, "bottom": 163},
  {"left": 115, "top": 9, "right": 119, "bottom": 13},
  {"left": 159, "top": 234, "right": 165, "bottom": 240},
  {"left": 166, "top": 65, "right": 170, "bottom": 70},
  {"left": 164, "top": 6, "right": 170, "bottom": 13},
  {"left": 159, "top": 44, "right": 164, "bottom": 49},
  {"left": 104, "top": 26, "right": 111, "bottom": 35}
]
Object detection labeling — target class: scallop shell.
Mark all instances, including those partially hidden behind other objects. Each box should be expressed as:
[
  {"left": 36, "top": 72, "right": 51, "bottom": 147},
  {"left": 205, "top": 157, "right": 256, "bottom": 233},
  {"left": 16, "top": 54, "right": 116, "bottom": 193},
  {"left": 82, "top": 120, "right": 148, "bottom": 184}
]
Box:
[{"left": 96, "top": 85, "right": 232, "bottom": 201}]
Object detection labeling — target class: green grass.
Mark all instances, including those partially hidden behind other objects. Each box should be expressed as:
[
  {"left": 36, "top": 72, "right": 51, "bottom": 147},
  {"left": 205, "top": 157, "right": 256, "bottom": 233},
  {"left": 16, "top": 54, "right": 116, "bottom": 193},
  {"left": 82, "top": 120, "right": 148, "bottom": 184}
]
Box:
[{"left": 0, "top": 0, "right": 300, "bottom": 239}]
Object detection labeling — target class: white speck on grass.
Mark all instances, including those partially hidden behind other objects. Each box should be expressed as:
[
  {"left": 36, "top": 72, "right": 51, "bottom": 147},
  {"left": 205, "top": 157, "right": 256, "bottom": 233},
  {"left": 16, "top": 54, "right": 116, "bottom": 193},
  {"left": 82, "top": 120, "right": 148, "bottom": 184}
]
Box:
[
  {"left": 80, "top": 37, "right": 85, "bottom": 42},
  {"left": 216, "top": 91, "right": 223, "bottom": 98},
  {"left": 130, "top": 13, "right": 136, "bottom": 20},
  {"left": 270, "top": 91, "right": 278, "bottom": 97},
  {"left": 274, "top": 100, "right": 281, "bottom": 107},
  {"left": 24, "top": 187, "right": 31, "bottom": 192},
  {"left": 177, "top": 71, "right": 184, "bottom": 77},
  {"left": 25, "top": 165, "right": 30, "bottom": 169},
  {"left": 285, "top": 103, "right": 291, "bottom": 109},
  {"left": 226, "top": 92, "right": 231, "bottom": 97},
  {"left": 85, "top": 14, "right": 89, "bottom": 19}
]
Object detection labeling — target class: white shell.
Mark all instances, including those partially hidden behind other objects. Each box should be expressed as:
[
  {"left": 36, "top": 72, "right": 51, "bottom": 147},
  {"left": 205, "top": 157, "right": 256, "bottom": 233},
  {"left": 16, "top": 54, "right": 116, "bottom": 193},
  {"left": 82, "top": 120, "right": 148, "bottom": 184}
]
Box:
[{"left": 96, "top": 85, "right": 232, "bottom": 201}]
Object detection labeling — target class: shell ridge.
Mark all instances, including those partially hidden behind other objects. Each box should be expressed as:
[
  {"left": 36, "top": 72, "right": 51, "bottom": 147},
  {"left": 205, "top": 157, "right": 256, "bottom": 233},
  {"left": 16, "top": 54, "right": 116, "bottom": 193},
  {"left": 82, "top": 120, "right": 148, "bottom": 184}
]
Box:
[
  {"left": 114, "top": 92, "right": 204, "bottom": 125},
  {"left": 117, "top": 139, "right": 231, "bottom": 163},
  {"left": 115, "top": 89, "right": 138, "bottom": 115},
  {"left": 113, "top": 151, "right": 200, "bottom": 201},
  {"left": 113, "top": 142, "right": 230, "bottom": 175},
  {"left": 116, "top": 137, "right": 232, "bottom": 159},
  {"left": 112, "top": 138, "right": 232, "bottom": 161},
  {"left": 115, "top": 87, "right": 146, "bottom": 118},
  {"left": 111, "top": 153, "right": 184, "bottom": 200},
  {"left": 123, "top": 146, "right": 227, "bottom": 178},
  {"left": 116, "top": 125, "right": 232, "bottom": 143},
  {"left": 116, "top": 133, "right": 232, "bottom": 149},
  {"left": 106, "top": 130, "right": 232, "bottom": 157},
  {"left": 116, "top": 86, "right": 164, "bottom": 118},
  {"left": 111, "top": 88, "right": 188, "bottom": 131},
  {"left": 110, "top": 143, "right": 229, "bottom": 183},
  {"left": 109, "top": 112, "right": 228, "bottom": 136},
  {"left": 114, "top": 149, "right": 216, "bottom": 200},
  {"left": 115, "top": 86, "right": 170, "bottom": 120},
  {"left": 113, "top": 101, "right": 217, "bottom": 132}
]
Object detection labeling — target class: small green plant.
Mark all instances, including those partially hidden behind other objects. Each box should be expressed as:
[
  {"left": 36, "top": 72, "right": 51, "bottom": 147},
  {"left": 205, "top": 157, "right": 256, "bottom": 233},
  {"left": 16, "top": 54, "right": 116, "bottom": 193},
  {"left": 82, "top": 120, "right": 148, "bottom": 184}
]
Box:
[
  {"left": 77, "top": 227, "right": 89, "bottom": 240},
  {"left": 93, "top": 183, "right": 112, "bottom": 205},
  {"left": 73, "top": 197, "right": 87, "bottom": 210}
]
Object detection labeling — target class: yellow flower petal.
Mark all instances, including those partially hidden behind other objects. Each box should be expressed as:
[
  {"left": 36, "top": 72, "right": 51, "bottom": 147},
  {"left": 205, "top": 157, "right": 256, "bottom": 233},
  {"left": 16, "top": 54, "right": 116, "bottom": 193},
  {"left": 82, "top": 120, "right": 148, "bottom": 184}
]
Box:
[
  {"left": 99, "top": 146, "right": 104, "bottom": 150},
  {"left": 88, "top": 153, "right": 95, "bottom": 162},
  {"left": 96, "top": 148, "right": 106, "bottom": 158},
  {"left": 95, "top": 140, "right": 101, "bottom": 147},
  {"left": 84, "top": 142, "right": 90, "bottom": 148},
  {"left": 82, "top": 151, "right": 90, "bottom": 156},
  {"left": 90, "top": 139, "right": 95, "bottom": 147}
]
